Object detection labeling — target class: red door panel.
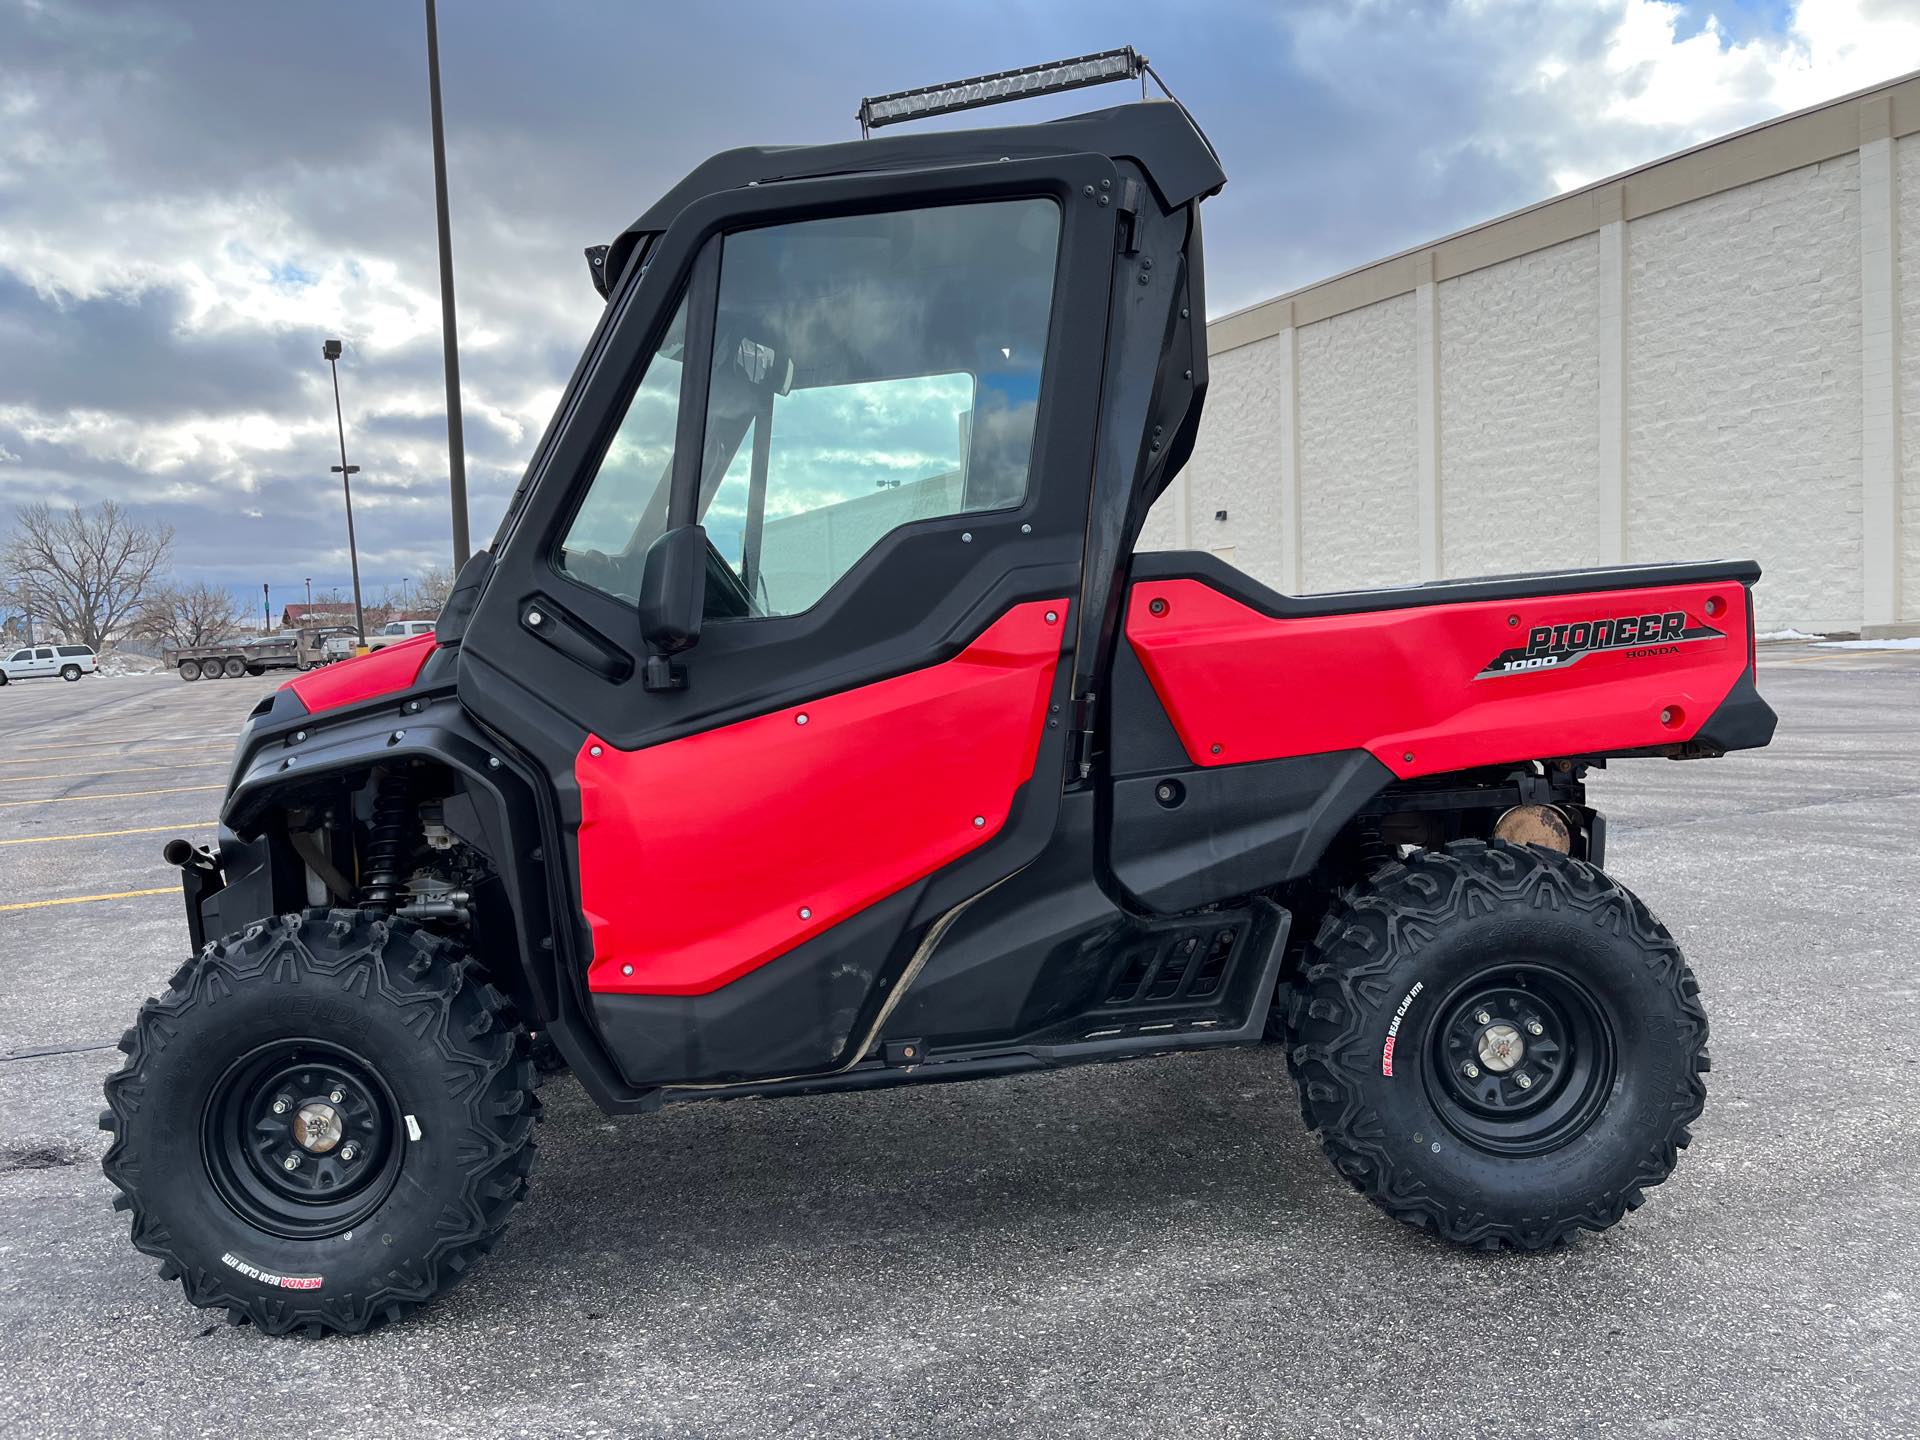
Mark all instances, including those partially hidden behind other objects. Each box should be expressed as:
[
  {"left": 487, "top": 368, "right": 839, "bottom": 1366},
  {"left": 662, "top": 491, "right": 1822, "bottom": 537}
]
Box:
[
  {"left": 1124, "top": 579, "right": 1749, "bottom": 780},
  {"left": 579, "top": 600, "right": 1069, "bottom": 996}
]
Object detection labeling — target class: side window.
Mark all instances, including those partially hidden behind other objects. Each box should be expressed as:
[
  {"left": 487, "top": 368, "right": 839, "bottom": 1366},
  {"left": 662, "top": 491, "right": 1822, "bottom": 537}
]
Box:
[
  {"left": 554, "top": 200, "right": 1060, "bottom": 616},
  {"left": 34, "top": 648, "right": 53, "bottom": 660},
  {"left": 7, "top": 650, "right": 27, "bottom": 663},
  {"left": 697, "top": 198, "right": 1060, "bottom": 619},
  {"left": 557, "top": 295, "right": 689, "bottom": 601}
]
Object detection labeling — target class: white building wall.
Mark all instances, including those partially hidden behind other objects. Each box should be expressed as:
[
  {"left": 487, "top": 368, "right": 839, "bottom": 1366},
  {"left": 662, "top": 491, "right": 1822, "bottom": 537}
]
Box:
[
  {"left": 1294, "top": 294, "right": 1420, "bottom": 591},
  {"left": 1437, "top": 234, "right": 1601, "bottom": 578},
  {"left": 1625, "top": 155, "right": 1863, "bottom": 635},
  {"left": 1177, "top": 337, "right": 1286, "bottom": 572},
  {"left": 1145, "top": 74, "right": 1920, "bottom": 637}
]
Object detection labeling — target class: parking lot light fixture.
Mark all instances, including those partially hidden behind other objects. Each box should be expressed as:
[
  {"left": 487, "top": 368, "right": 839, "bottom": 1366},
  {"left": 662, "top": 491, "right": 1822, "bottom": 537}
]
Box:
[{"left": 323, "top": 338, "right": 368, "bottom": 645}]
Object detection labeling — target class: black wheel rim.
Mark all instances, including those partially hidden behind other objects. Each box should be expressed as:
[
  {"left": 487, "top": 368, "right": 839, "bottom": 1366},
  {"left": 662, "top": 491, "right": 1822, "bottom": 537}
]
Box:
[
  {"left": 202, "top": 1040, "right": 404, "bottom": 1239},
  {"left": 1424, "top": 964, "right": 1615, "bottom": 1157}
]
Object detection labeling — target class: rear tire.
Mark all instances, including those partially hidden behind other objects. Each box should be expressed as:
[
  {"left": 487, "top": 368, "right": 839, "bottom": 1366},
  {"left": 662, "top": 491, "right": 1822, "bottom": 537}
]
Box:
[
  {"left": 60, "top": 664, "right": 82, "bottom": 681},
  {"left": 179, "top": 660, "right": 202, "bottom": 682},
  {"left": 222, "top": 657, "right": 246, "bottom": 678},
  {"left": 1281, "top": 840, "right": 1707, "bottom": 1250},
  {"left": 101, "top": 910, "right": 539, "bottom": 1336}
]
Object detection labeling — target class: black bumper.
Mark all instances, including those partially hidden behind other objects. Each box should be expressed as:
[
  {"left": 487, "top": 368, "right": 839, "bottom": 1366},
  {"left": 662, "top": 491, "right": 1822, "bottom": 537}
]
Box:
[{"left": 1687, "top": 671, "right": 1778, "bottom": 756}]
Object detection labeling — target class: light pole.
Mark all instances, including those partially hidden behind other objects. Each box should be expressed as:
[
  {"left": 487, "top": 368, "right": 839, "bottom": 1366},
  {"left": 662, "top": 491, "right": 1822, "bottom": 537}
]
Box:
[
  {"left": 424, "top": 0, "right": 470, "bottom": 571},
  {"left": 323, "top": 339, "right": 368, "bottom": 646},
  {"left": 305, "top": 577, "right": 313, "bottom": 612}
]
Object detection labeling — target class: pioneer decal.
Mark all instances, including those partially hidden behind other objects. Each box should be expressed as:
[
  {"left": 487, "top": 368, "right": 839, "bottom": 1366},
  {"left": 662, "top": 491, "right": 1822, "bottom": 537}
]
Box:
[{"left": 1476, "top": 611, "right": 1724, "bottom": 679}]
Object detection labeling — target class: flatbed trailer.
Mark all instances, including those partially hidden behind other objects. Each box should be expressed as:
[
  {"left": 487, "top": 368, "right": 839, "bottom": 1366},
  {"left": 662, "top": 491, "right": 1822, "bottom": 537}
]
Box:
[{"left": 168, "top": 627, "right": 343, "bottom": 680}]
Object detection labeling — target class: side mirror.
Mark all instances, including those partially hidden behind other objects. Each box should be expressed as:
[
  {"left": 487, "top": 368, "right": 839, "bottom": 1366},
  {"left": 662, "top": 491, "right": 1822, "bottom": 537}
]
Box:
[{"left": 636, "top": 523, "right": 706, "bottom": 690}]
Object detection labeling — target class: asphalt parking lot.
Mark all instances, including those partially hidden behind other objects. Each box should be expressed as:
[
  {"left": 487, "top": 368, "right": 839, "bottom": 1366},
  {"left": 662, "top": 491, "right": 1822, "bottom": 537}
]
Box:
[{"left": 2, "top": 649, "right": 1917, "bottom": 1438}]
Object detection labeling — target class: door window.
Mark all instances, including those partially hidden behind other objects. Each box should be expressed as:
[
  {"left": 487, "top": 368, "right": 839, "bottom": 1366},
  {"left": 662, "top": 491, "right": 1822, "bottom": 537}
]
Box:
[
  {"left": 556, "top": 296, "right": 689, "bottom": 600},
  {"left": 7, "top": 650, "right": 27, "bottom": 663},
  {"left": 555, "top": 198, "right": 1061, "bottom": 615}
]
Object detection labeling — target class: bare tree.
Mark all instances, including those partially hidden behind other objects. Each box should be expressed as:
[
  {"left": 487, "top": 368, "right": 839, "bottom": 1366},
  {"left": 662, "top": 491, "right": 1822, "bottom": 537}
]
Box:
[
  {"left": 2, "top": 502, "right": 173, "bottom": 650},
  {"left": 139, "top": 581, "right": 242, "bottom": 651},
  {"left": 411, "top": 564, "right": 455, "bottom": 615}
]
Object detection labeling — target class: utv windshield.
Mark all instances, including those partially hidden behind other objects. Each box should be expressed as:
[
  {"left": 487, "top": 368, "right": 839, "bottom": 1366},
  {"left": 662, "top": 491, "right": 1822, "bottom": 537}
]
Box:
[{"left": 557, "top": 196, "right": 1061, "bottom": 618}]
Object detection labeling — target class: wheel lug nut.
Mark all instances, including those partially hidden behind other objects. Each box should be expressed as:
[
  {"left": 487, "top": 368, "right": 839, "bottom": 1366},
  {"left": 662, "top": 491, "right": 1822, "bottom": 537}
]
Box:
[
  {"left": 1474, "top": 1010, "right": 1491, "bottom": 1025},
  {"left": 1463, "top": 1062, "right": 1481, "bottom": 1079},
  {"left": 282, "top": 1153, "right": 302, "bottom": 1171},
  {"left": 1526, "top": 1020, "right": 1544, "bottom": 1037},
  {"left": 340, "top": 1144, "right": 357, "bottom": 1162},
  {"left": 1515, "top": 1073, "right": 1534, "bottom": 1089},
  {"left": 271, "top": 1098, "right": 289, "bottom": 1115},
  {"left": 329, "top": 1090, "right": 345, "bottom": 1104}
]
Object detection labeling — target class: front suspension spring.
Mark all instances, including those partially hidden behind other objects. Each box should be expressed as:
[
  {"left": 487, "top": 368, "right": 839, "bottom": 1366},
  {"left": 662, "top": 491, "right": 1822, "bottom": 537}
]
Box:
[{"left": 360, "top": 771, "right": 414, "bottom": 908}]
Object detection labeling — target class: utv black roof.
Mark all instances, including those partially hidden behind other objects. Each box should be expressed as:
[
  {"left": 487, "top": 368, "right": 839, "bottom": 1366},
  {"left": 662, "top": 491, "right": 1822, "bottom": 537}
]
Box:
[{"left": 594, "top": 101, "right": 1225, "bottom": 300}]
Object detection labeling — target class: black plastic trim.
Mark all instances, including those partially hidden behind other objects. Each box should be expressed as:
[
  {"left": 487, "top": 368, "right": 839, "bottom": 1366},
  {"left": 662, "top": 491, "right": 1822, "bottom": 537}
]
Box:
[
  {"left": 618, "top": 102, "right": 1223, "bottom": 241},
  {"left": 1129, "top": 550, "right": 1765, "bottom": 618},
  {"left": 1682, "top": 669, "right": 1778, "bottom": 755},
  {"left": 1107, "top": 750, "right": 1394, "bottom": 912},
  {"left": 665, "top": 900, "right": 1289, "bottom": 1105}
]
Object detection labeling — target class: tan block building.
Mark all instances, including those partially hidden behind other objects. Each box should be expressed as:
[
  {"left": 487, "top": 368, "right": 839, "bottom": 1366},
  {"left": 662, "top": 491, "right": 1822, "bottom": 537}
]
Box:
[{"left": 1142, "top": 69, "right": 1920, "bottom": 638}]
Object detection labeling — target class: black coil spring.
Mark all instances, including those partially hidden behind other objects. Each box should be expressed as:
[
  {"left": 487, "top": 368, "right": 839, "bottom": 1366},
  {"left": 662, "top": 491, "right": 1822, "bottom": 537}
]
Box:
[
  {"left": 360, "top": 771, "right": 414, "bottom": 908},
  {"left": 1356, "top": 821, "right": 1393, "bottom": 881}
]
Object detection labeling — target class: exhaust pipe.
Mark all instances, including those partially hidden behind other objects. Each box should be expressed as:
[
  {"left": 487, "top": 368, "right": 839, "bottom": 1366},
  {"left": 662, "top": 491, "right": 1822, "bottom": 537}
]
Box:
[{"left": 163, "top": 838, "right": 218, "bottom": 873}]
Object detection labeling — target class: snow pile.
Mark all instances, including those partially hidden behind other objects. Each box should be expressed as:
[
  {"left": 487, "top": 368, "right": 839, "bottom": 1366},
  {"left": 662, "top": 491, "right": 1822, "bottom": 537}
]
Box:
[
  {"left": 95, "top": 651, "right": 166, "bottom": 677},
  {"left": 1814, "top": 638, "right": 1920, "bottom": 651},
  {"left": 1757, "top": 628, "right": 1827, "bottom": 642}
]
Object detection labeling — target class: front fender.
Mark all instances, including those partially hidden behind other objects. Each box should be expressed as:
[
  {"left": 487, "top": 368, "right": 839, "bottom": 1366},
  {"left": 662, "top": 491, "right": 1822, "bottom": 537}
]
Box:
[{"left": 217, "top": 692, "right": 564, "bottom": 1024}]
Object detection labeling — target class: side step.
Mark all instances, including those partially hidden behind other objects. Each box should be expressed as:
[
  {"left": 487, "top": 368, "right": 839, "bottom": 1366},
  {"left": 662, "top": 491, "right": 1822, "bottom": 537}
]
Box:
[
  {"left": 991, "top": 898, "right": 1288, "bottom": 1063},
  {"left": 658, "top": 901, "right": 1291, "bottom": 1106}
]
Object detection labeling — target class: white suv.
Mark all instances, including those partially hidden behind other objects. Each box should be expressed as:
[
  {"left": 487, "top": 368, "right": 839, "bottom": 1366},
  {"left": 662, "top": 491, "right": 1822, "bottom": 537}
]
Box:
[{"left": 0, "top": 643, "right": 98, "bottom": 684}]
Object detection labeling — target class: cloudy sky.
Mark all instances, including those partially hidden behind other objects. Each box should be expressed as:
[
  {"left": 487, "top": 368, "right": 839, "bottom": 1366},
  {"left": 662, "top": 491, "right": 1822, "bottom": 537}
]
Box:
[{"left": 2, "top": 0, "right": 1916, "bottom": 609}]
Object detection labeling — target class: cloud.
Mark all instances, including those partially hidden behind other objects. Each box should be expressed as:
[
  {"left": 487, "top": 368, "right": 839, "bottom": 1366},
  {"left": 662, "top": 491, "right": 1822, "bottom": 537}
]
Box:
[{"left": 0, "top": 0, "right": 1913, "bottom": 599}]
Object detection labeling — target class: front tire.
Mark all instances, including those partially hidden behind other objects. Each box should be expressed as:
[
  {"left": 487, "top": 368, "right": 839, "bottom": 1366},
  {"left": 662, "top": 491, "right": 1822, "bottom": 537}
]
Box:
[
  {"left": 179, "top": 660, "right": 202, "bottom": 682},
  {"left": 1282, "top": 840, "right": 1707, "bottom": 1250},
  {"left": 101, "top": 910, "right": 539, "bottom": 1336}
]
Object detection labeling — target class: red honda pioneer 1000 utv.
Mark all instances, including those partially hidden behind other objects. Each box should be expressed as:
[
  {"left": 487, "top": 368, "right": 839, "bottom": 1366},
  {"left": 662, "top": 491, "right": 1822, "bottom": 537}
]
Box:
[{"left": 104, "top": 51, "right": 1775, "bottom": 1335}]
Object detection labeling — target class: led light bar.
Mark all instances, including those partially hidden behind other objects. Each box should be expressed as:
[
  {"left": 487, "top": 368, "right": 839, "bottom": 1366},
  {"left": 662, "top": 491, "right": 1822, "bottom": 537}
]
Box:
[{"left": 858, "top": 48, "right": 1144, "bottom": 134}]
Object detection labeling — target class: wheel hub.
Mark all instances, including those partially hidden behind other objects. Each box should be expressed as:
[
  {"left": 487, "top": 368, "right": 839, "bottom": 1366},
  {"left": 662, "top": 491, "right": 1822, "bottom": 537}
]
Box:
[
  {"left": 292, "top": 1101, "right": 344, "bottom": 1153},
  {"left": 1476, "top": 1022, "right": 1526, "bottom": 1073}
]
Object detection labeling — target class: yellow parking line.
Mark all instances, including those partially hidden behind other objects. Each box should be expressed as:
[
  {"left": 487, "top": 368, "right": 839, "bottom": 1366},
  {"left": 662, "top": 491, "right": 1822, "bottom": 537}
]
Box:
[
  {"left": 6, "top": 763, "right": 229, "bottom": 782},
  {"left": 0, "top": 784, "right": 225, "bottom": 809},
  {"left": 0, "top": 886, "right": 179, "bottom": 913},
  {"left": 0, "top": 742, "right": 230, "bottom": 760},
  {"left": 0, "top": 822, "right": 219, "bottom": 846}
]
